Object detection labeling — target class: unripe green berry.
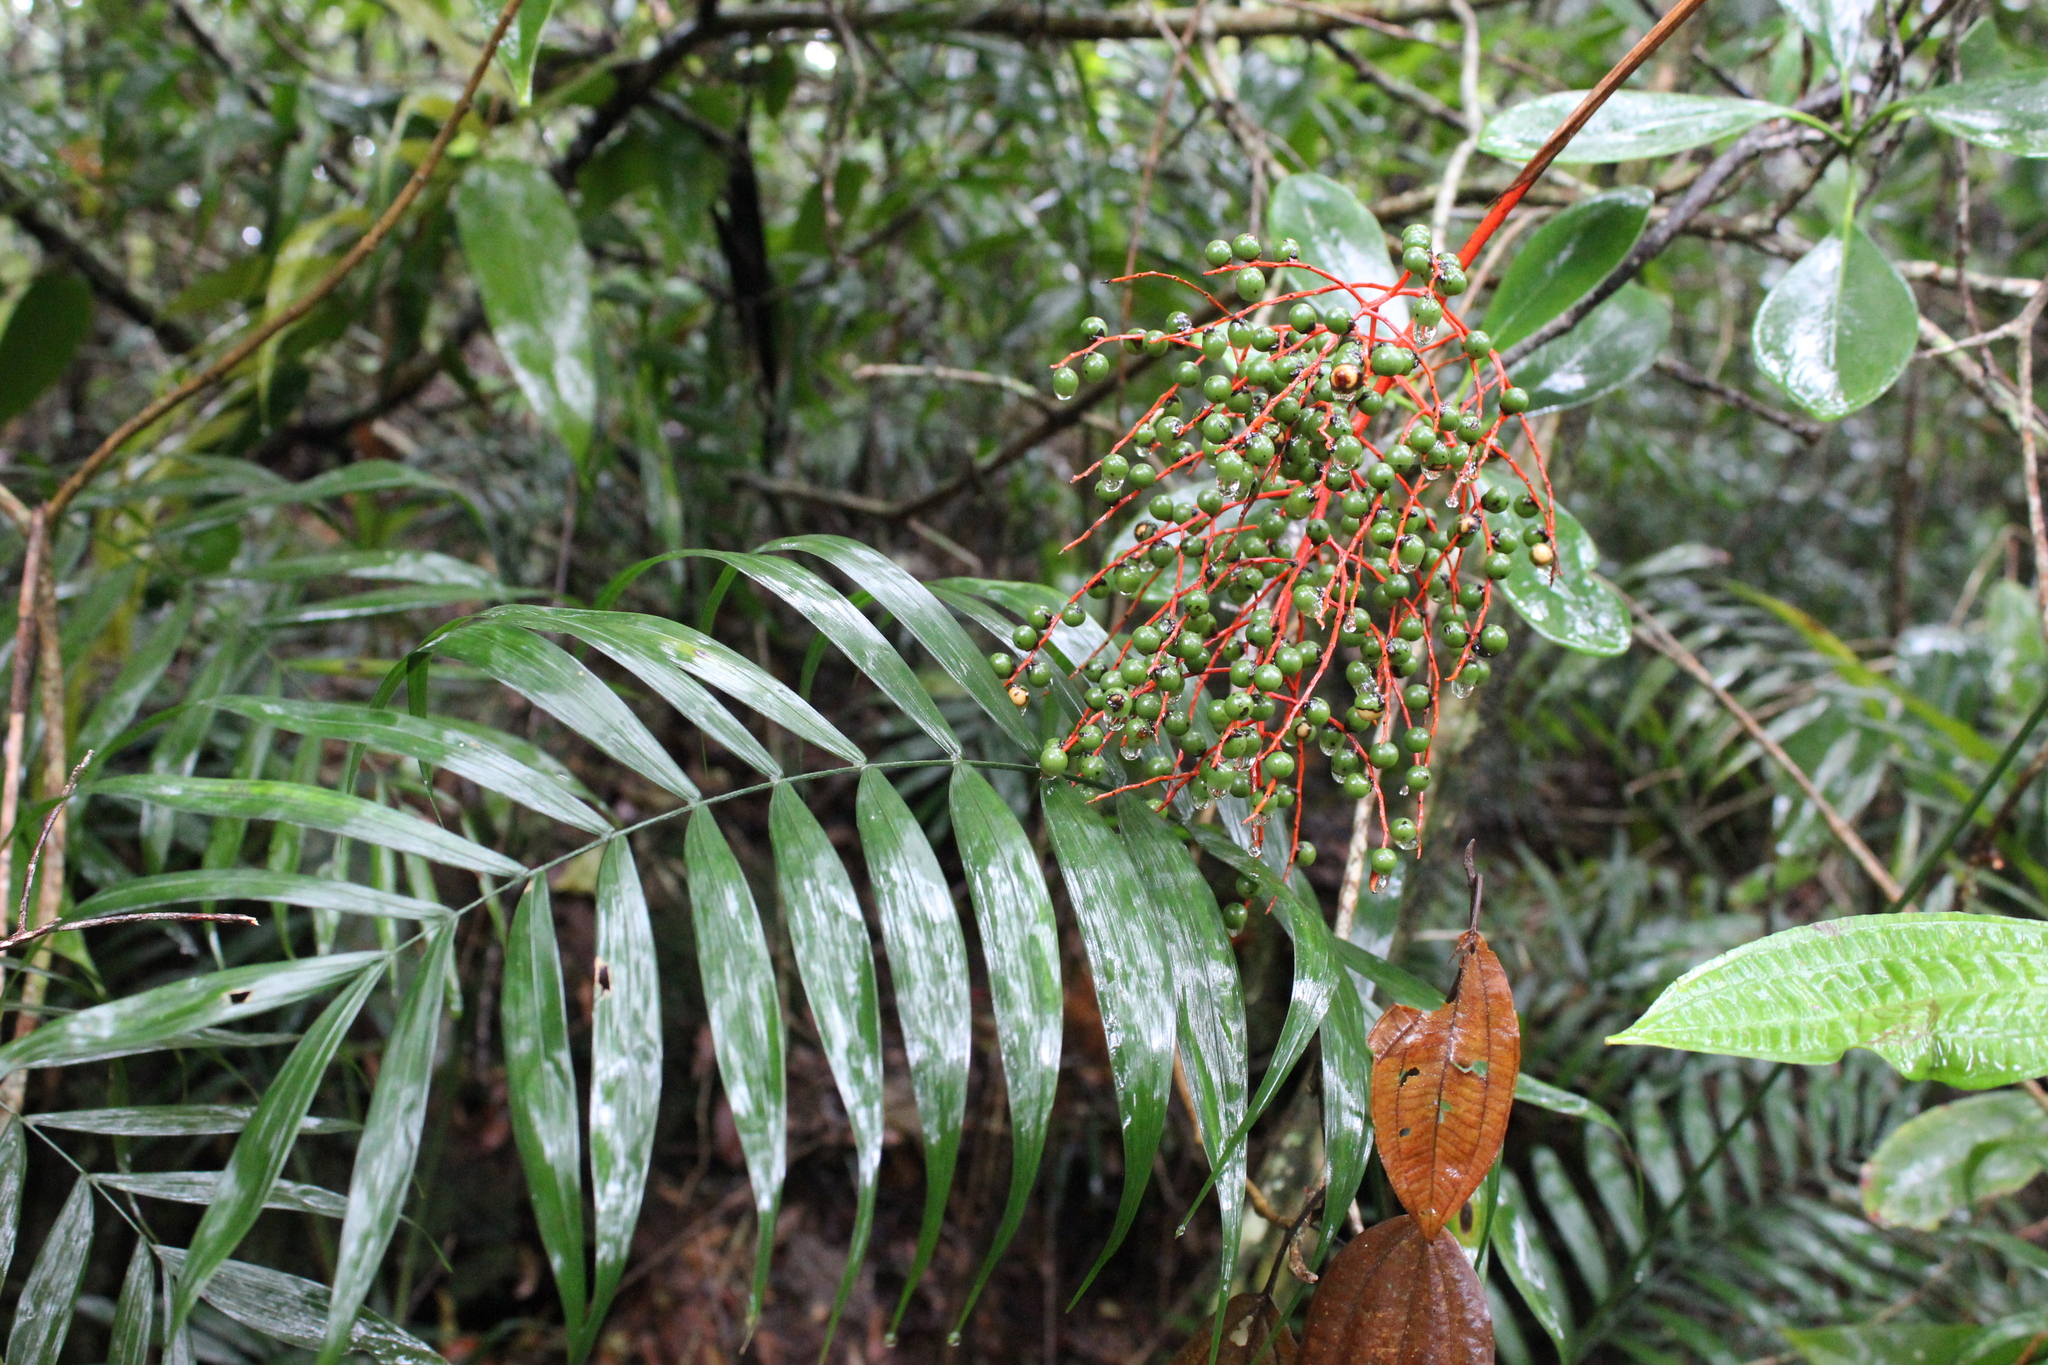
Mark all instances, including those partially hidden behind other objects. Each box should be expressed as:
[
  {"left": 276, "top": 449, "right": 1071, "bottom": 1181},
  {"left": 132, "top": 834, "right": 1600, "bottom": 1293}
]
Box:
[
  {"left": 1461, "top": 330, "right": 1493, "bottom": 358},
  {"left": 1499, "top": 386, "right": 1530, "bottom": 414},
  {"left": 1052, "top": 367, "right": 1079, "bottom": 399},
  {"left": 1204, "top": 239, "right": 1234, "bottom": 267},
  {"left": 1232, "top": 233, "right": 1262, "bottom": 261},
  {"left": 1369, "top": 343, "right": 1415, "bottom": 376},
  {"left": 1235, "top": 266, "right": 1266, "bottom": 301},
  {"left": 1040, "top": 743, "right": 1069, "bottom": 776},
  {"left": 1370, "top": 847, "right": 1400, "bottom": 873}
]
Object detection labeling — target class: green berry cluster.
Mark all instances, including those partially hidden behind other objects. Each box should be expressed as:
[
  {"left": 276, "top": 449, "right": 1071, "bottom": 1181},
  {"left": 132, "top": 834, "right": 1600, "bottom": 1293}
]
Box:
[{"left": 1025, "top": 223, "right": 1556, "bottom": 894}]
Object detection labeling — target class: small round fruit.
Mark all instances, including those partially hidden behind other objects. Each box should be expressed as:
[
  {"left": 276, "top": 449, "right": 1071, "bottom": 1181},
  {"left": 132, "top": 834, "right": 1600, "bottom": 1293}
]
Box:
[
  {"left": 1460, "top": 660, "right": 1492, "bottom": 687},
  {"left": 1458, "top": 583, "right": 1486, "bottom": 610},
  {"left": 1289, "top": 301, "right": 1319, "bottom": 333},
  {"left": 1437, "top": 266, "right": 1469, "bottom": 296},
  {"left": 1370, "top": 847, "right": 1400, "bottom": 874},
  {"left": 1477, "top": 623, "right": 1510, "bottom": 655},
  {"left": 1405, "top": 764, "right": 1432, "bottom": 790},
  {"left": 1262, "top": 751, "right": 1297, "bottom": 781},
  {"left": 990, "top": 652, "right": 1015, "bottom": 675},
  {"left": 1401, "top": 243, "right": 1433, "bottom": 274},
  {"left": 1011, "top": 623, "right": 1038, "bottom": 650},
  {"left": 1028, "top": 662, "right": 1053, "bottom": 688},
  {"left": 1402, "top": 682, "right": 1432, "bottom": 711},
  {"left": 1390, "top": 817, "right": 1418, "bottom": 845},
  {"left": 1484, "top": 552, "right": 1513, "bottom": 580},
  {"left": 1235, "top": 267, "right": 1266, "bottom": 301},
  {"left": 1076, "top": 754, "right": 1109, "bottom": 784},
  {"left": 1401, "top": 223, "right": 1432, "bottom": 248},
  {"left": 1221, "top": 900, "right": 1250, "bottom": 933},
  {"left": 1342, "top": 773, "right": 1372, "bottom": 800},
  {"left": 1052, "top": 367, "right": 1080, "bottom": 399},
  {"left": 1254, "top": 664, "right": 1285, "bottom": 693},
  {"left": 1499, "top": 386, "right": 1530, "bottom": 414},
  {"left": 1413, "top": 297, "right": 1444, "bottom": 329},
  {"left": 1529, "top": 543, "right": 1556, "bottom": 566},
  {"left": 1082, "top": 351, "right": 1112, "bottom": 382},
  {"left": 1204, "top": 239, "right": 1234, "bottom": 267},
  {"left": 1402, "top": 725, "right": 1430, "bottom": 753},
  {"left": 1370, "top": 741, "right": 1401, "bottom": 770},
  {"left": 1039, "top": 744, "right": 1070, "bottom": 776},
  {"left": 1369, "top": 343, "right": 1416, "bottom": 376},
  {"left": 1062, "top": 605, "right": 1087, "bottom": 627},
  {"left": 1082, "top": 316, "right": 1109, "bottom": 339},
  {"left": 1461, "top": 330, "right": 1493, "bottom": 357}
]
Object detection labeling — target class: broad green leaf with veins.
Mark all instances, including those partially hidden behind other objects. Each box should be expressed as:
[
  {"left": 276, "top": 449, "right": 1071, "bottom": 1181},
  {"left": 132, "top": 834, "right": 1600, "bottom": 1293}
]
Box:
[
  {"left": 1752, "top": 224, "right": 1917, "bottom": 420},
  {"left": 1610, "top": 913, "right": 2048, "bottom": 1087},
  {"left": 1481, "top": 91, "right": 1793, "bottom": 163}
]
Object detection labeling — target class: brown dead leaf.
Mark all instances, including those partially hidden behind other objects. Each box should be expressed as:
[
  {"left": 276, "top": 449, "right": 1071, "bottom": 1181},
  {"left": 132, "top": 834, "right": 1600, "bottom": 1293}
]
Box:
[
  {"left": 1167, "top": 1294, "right": 1296, "bottom": 1365},
  {"left": 1297, "top": 1215, "right": 1492, "bottom": 1365},
  {"left": 1368, "top": 929, "right": 1519, "bottom": 1239}
]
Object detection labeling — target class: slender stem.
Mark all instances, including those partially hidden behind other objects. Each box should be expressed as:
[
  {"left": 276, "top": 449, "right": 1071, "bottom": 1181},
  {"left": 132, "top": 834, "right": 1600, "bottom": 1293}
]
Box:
[
  {"left": 1885, "top": 683, "right": 2048, "bottom": 913},
  {"left": 39, "top": 0, "right": 529, "bottom": 522},
  {"left": 0, "top": 512, "right": 44, "bottom": 927},
  {"left": 1455, "top": 0, "right": 1713, "bottom": 268}
]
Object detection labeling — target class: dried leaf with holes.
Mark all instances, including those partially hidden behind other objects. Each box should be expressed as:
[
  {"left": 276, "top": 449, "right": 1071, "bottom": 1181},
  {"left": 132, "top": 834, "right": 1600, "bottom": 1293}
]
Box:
[
  {"left": 1298, "top": 1215, "right": 1492, "bottom": 1365},
  {"left": 1167, "top": 1294, "right": 1297, "bottom": 1365},
  {"left": 1367, "top": 928, "right": 1519, "bottom": 1239}
]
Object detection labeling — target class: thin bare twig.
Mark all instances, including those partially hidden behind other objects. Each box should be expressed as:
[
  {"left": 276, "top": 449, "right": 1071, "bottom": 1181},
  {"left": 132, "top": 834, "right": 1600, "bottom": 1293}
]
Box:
[
  {"left": 0, "top": 513, "right": 45, "bottom": 917},
  {"left": 1653, "top": 357, "right": 1827, "bottom": 442},
  {"left": 41, "top": 0, "right": 530, "bottom": 522},
  {"left": 1428, "top": 0, "right": 1484, "bottom": 252},
  {"left": 0, "top": 911, "right": 258, "bottom": 956},
  {"left": 1621, "top": 587, "right": 1905, "bottom": 901}
]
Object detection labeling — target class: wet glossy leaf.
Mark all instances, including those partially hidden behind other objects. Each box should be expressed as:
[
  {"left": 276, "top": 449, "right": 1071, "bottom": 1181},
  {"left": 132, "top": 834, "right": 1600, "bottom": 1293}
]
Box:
[
  {"left": 429, "top": 619, "right": 695, "bottom": 801},
  {"left": 1269, "top": 173, "right": 1405, "bottom": 326},
  {"left": 215, "top": 696, "right": 609, "bottom": 833},
  {"left": 492, "top": 0, "right": 555, "bottom": 102},
  {"left": 1370, "top": 930, "right": 1521, "bottom": 1238},
  {"left": 1779, "top": 0, "right": 1877, "bottom": 74},
  {"left": 154, "top": 1248, "right": 441, "bottom": 1365},
  {"left": 454, "top": 160, "right": 596, "bottom": 463},
  {"left": 772, "top": 535, "right": 1036, "bottom": 753},
  {"left": 7, "top": 1176, "right": 92, "bottom": 1365},
  {"left": 948, "top": 765, "right": 1061, "bottom": 1331},
  {"left": 72, "top": 869, "right": 448, "bottom": 923},
  {"left": 0, "top": 952, "right": 383, "bottom": 1072},
  {"left": 1514, "top": 1074, "right": 1626, "bottom": 1138},
  {"left": 1299, "top": 1215, "right": 1492, "bottom": 1365},
  {"left": 1509, "top": 282, "right": 1670, "bottom": 414},
  {"left": 487, "top": 605, "right": 862, "bottom": 770},
  {"left": 1042, "top": 780, "right": 1175, "bottom": 1295},
  {"left": 855, "top": 769, "right": 970, "bottom": 1330},
  {"left": 1491, "top": 1169, "right": 1571, "bottom": 1355},
  {"left": 502, "top": 878, "right": 588, "bottom": 1335},
  {"left": 683, "top": 809, "right": 785, "bottom": 1328},
  {"left": 1903, "top": 72, "right": 2048, "bottom": 156},
  {"left": 1319, "top": 977, "right": 1374, "bottom": 1255},
  {"left": 109, "top": 1238, "right": 156, "bottom": 1365},
  {"left": 1185, "top": 828, "right": 1341, "bottom": 1138},
  {"left": 233, "top": 549, "right": 504, "bottom": 589},
  {"left": 77, "top": 592, "right": 195, "bottom": 757},
  {"left": 172, "top": 966, "right": 381, "bottom": 1332},
  {"left": 1531, "top": 1145, "right": 1610, "bottom": 1297},
  {"left": 582, "top": 838, "right": 662, "bottom": 1362},
  {"left": 1484, "top": 188, "right": 1652, "bottom": 350},
  {"left": 696, "top": 550, "right": 960, "bottom": 756},
  {"left": 259, "top": 583, "right": 525, "bottom": 627},
  {"left": 93, "top": 1172, "right": 347, "bottom": 1218},
  {"left": 1331, "top": 937, "right": 1447, "bottom": 1011},
  {"left": 320, "top": 921, "right": 454, "bottom": 1365},
  {"left": 1119, "top": 798, "right": 1247, "bottom": 1282},
  {"left": 1609, "top": 913, "right": 2048, "bottom": 1087},
  {"left": 1168, "top": 1294, "right": 1297, "bottom": 1365},
  {"left": 0, "top": 269, "right": 93, "bottom": 424},
  {"left": 0, "top": 1122, "right": 20, "bottom": 1284},
  {"left": 1783, "top": 1322, "right": 1985, "bottom": 1365},
  {"left": 1753, "top": 224, "right": 1917, "bottom": 420},
  {"left": 31, "top": 1105, "right": 356, "bottom": 1137},
  {"left": 1861, "top": 1091, "right": 2048, "bottom": 1230},
  {"left": 93, "top": 775, "right": 524, "bottom": 877},
  {"left": 769, "top": 783, "right": 883, "bottom": 1355},
  {"left": 1476, "top": 464, "right": 1630, "bottom": 657},
  {"left": 1481, "top": 91, "right": 1792, "bottom": 163}
]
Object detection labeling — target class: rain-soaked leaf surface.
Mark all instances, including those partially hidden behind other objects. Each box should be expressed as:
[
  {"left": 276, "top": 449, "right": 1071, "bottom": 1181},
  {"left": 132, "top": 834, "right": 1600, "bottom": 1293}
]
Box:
[
  {"left": 1300, "top": 1215, "right": 1494, "bottom": 1365},
  {"left": 1369, "top": 930, "right": 1521, "bottom": 1239}
]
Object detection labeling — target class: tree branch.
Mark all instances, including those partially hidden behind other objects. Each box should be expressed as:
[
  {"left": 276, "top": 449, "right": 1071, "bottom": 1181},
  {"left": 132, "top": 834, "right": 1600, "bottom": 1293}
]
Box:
[{"left": 1653, "top": 357, "right": 1825, "bottom": 442}]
